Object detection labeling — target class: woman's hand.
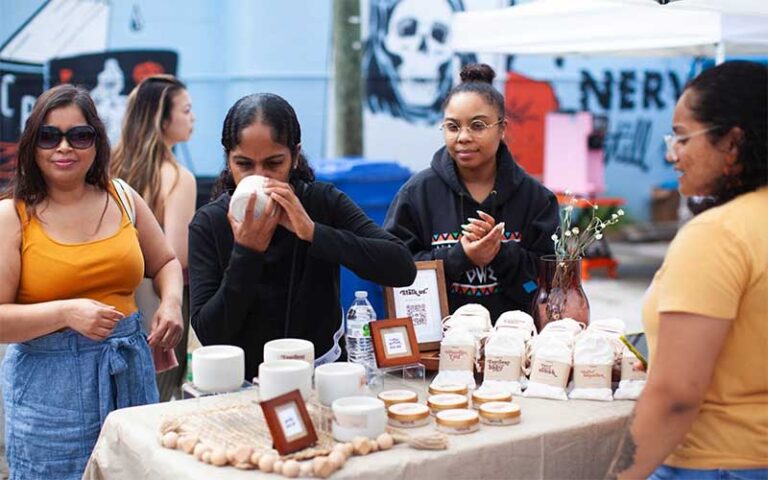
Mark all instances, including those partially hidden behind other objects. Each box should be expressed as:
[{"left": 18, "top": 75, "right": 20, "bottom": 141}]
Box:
[
  {"left": 228, "top": 193, "right": 281, "bottom": 252},
  {"left": 461, "top": 210, "right": 497, "bottom": 241},
  {"left": 63, "top": 298, "right": 125, "bottom": 341},
  {"left": 264, "top": 178, "right": 315, "bottom": 242},
  {"left": 461, "top": 222, "right": 504, "bottom": 267},
  {"left": 146, "top": 299, "right": 183, "bottom": 349}
]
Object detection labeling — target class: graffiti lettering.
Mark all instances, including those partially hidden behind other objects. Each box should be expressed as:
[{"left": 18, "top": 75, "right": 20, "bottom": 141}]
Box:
[
  {"left": 580, "top": 69, "right": 685, "bottom": 111},
  {"left": 1, "top": 74, "right": 15, "bottom": 117},
  {"left": 643, "top": 71, "right": 664, "bottom": 109},
  {"left": 619, "top": 71, "right": 635, "bottom": 109},
  {"left": 581, "top": 70, "right": 612, "bottom": 111},
  {"left": 604, "top": 119, "right": 652, "bottom": 171}
]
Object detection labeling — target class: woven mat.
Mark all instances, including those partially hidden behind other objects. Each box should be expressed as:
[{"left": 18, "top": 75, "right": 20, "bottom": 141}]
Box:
[{"left": 161, "top": 397, "right": 337, "bottom": 461}]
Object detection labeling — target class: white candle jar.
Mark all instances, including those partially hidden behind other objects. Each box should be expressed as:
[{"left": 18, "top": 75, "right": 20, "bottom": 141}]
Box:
[
  {"left": 435, "top": 409, "right": 480, "bottom": 435},
  {"left": 471, "top": 390, "right": 513, "bottom": 409},
  {"left": 387, "top": 402, "right": 430, "bottom": 428},
  {"left": 378, "top": 389, "right": 418, "bottom": 408},
  {"left": 479, "top": 401, "right": 521, "bottom": 426},
  {"left": 427, "top": 393, "right": 470, "bottom": 415}
]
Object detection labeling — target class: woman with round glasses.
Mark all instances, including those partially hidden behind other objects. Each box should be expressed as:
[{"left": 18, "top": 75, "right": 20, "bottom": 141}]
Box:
[
  {"left": 112, "top": 74, "right": 196, "bottom": 401},
  {"left": 384, "top": 63, "right": 559, "bottom": 322},
  {"left": 617, "top": 61, "right": 767, "bottom": 479},
  {"left": 0, "top": 84, "right": 183, "bottom": 479}
]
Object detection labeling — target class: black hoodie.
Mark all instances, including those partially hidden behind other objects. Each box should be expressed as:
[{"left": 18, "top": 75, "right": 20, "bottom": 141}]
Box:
[
  {"left": 189, "top": 179, "right": 417, "bottom": 380},
  {"left": 384, "top": 143, "right": 559, "bottom": 322}
]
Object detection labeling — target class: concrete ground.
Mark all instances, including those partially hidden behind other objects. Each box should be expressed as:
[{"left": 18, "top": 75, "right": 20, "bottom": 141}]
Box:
[
  {"left": 583, "top": 240, "right": 668, "bottom": 333},
  {"left": 0, "top": 240, "right": 667, "bottom": 479}
]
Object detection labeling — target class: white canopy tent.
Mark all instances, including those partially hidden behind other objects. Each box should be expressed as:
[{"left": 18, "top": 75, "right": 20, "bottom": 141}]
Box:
[
  {"left": 0, "top": 0, "right": 109, "bottom": 63},
  {"left": 451, "top": 0, "right": 768, "bottom": 63}
]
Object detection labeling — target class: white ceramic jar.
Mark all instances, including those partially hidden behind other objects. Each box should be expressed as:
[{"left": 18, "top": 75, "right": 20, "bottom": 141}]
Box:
[
  {"left": 263, "top": 338, "right": 315, "bottom": 366},
  {"left": 315, "top": 362, "right": 366, "bottom": 406},
  {"left": 257, "top": 359, "right": 313, "bottom": 401},
  {"left": 331, "top": 396, "right": 387, "bottom": 441},
  {"left": 192, "top": 345, "right": 245, "bottom": 393},
  {"left": 229, "top": 174, "right": 269, "bottom": 221}
]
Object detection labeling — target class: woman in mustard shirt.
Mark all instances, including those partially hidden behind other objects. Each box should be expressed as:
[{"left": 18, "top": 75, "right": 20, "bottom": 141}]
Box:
[
  {"left": 617, "top": 61, "right": 767, "bottom": 479},
  {"left": 0, "top": 85, "right": 183, "bottom": 479}
]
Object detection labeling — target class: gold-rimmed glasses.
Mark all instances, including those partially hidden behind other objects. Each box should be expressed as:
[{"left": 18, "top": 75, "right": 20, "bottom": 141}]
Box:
[{"left": 440, "top": 119, "right": 503, "bottom": 140}]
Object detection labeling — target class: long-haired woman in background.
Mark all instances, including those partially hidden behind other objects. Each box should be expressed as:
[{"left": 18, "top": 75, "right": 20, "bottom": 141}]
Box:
[{"left": 111, "top": 74, "right": 196, "bottom": 401}]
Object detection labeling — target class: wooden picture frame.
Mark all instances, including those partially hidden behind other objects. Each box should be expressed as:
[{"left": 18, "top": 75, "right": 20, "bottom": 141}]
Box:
[
  {"left": 370, "top": 317, "right": 422, "bottom": 368},
  {"left": 384, "top": 260, "right": 449, "bottom": 351},
  {"left": 259, "top": 389, "right": 317, "bottom": 455}
]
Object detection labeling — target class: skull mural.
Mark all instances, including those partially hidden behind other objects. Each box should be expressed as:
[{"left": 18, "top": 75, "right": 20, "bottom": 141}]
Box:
[
  {"left": 364, "top": 0, "right": 477, "bottom": 124},
  {"left": 384, "top": 0, "right": 452, "bottom": 106}
]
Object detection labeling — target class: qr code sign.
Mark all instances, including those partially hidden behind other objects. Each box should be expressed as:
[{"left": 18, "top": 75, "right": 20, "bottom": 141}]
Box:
[{"left": 406, "top": 304, "right": 427, "bottom": 326}]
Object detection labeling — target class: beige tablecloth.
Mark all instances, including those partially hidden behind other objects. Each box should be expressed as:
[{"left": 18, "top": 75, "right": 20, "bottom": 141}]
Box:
[{"left": 84, "top": 383, "right": 634, "bottom": 480}]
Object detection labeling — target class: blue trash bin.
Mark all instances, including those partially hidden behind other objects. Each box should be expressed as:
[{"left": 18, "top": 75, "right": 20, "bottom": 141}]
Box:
[{"left": 313, "top": 158, "right": 412, "bottom": 317}]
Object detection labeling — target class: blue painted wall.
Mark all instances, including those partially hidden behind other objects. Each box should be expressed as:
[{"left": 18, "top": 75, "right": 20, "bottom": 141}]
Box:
[
  {"left": 1, "top": 0, "right": 332, "bottom": 177},
  {"left": 105, "top": 0, "right": 333, "bottom": 177}
]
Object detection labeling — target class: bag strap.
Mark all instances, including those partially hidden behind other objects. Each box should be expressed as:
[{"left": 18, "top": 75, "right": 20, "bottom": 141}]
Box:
[{"left": 112, "top": 178, "right": 136, "bottom": 226}]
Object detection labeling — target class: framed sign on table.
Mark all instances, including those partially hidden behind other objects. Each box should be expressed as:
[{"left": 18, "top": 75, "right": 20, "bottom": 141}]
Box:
[
  {"left": 369, "top": 317, "right": 421, "bottom": 368},
  {"left": 384, "top": 260, "right": 449, "bottom": 351},
  {"left": 259, "top": 389, "right": 317, "bottom": 455}
]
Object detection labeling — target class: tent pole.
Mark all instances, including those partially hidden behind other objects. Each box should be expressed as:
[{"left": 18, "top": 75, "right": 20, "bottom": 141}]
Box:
[{"left": 715, "top": 42, "right": 725, "bottom": 65}]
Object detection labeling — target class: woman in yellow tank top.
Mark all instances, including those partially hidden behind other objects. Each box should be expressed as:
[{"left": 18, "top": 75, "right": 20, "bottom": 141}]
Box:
[{"left": 0, "top": 84, "right": 183, "bottom": 480}]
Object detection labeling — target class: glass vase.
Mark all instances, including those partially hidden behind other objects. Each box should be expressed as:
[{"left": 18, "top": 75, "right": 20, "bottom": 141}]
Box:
[{"left": 531, "top": 255, "right": 590, "bottom": 332}]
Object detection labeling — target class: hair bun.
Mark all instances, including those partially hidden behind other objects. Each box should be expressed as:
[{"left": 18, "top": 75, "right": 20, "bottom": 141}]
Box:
[{"left": 459, "top": 64, "right": 496, "bottom": 84}]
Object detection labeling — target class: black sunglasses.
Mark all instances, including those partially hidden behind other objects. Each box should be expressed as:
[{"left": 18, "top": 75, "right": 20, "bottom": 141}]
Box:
[{"left": 37, "top": 125, "right": 97, "bottom": 150}]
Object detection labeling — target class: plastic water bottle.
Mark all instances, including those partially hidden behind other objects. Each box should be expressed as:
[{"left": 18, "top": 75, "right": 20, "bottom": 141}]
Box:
[{"left": 345, "top": 291, "right": 377, "bottom": 370}]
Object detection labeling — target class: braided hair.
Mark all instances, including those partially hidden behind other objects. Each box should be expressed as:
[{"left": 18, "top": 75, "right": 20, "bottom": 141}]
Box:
[{"left": 212, "top": 93, "right": 315, "bottom": 198}]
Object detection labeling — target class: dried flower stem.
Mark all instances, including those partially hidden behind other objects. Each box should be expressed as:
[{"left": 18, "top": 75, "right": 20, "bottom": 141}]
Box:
[{"left": 543, "top": 192, "right": 625, "bottom": 323}]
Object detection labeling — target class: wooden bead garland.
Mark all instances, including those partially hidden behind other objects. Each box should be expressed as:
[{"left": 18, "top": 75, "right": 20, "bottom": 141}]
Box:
[
  {"left": 159, "top": 431, "right": 397, "bottom": 478},
  {"left": 159, "top": 413, "right": 450, "bottom": 478}
]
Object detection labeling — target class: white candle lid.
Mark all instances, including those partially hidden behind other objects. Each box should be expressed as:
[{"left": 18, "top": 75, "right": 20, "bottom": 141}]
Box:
[
  {"left": 388, "top": 402, "right": 430, "bottom": 420},
  {"left": 479, "top": 401, "right": 521, "bottom": 419},
  {"left": 428, "top": 393, "right": 469, "bottom": 407},
  {"left": 436, "top": 408, "right": 480, "bottom": 427}
]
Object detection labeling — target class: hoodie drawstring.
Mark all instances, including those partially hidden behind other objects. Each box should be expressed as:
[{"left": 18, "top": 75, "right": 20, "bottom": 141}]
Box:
[
  {"left": 490, "top": 190, "right": 498, "bottom": 221},
  {"left": 283, "top": 181, "right": 307, "bottom": 337}
]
